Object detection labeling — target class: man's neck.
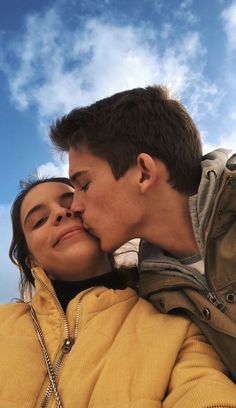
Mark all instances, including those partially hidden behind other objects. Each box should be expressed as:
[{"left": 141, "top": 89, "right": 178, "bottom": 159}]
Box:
[{"left": 140, "top": 192, "right": 199, "bottom": 259}]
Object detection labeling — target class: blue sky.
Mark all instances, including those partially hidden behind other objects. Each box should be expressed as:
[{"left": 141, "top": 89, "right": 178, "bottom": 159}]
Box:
[{"left": 1, "top": 0, "right": 236, "bottom": 302}]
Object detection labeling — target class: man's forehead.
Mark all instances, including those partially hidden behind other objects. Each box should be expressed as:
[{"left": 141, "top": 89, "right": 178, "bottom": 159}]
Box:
[
  {"left": 69, "top": 145, "right": 98, "bottom": 162},
  {"left": 69, "top": 149, "right": 101, "bottom": 184},
  {"left": 69, "top": 147, "right": 92, "bottom": 174},
  {"left": 69, "top": 146, "right": 109, "bottom": 173}
]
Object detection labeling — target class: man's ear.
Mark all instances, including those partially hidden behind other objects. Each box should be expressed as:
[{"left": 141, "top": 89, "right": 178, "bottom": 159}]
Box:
[{"left": 136, "top": 153, "right": 158, "bottom": 193}]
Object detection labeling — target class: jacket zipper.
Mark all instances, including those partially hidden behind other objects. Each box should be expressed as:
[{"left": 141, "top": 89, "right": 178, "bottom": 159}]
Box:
[
  {"left": 30, "top": 307, "right": 63, "bottom": 408},
  {"left": 40, "top": 302, "right": 82, "bottom": 408},
  {"left": 206, "top": 292, "right": 224, "bottom": 309},
  {"left": 206, "top": 405, "right": 236, "bottom": 408},
  {"left": 204, "top": 174, "right": 233, "bottom": 309},
  {"left": 31, "top": 272, "right": 82, "bottom": 408}
]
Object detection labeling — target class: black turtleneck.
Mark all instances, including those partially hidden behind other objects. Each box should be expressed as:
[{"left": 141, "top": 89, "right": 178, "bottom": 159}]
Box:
[{"left": 51, "top": 271, "right": 128, "bottom": 312}]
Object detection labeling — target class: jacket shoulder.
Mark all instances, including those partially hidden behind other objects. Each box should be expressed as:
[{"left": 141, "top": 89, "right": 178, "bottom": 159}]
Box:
[
  {"left": 0, "top": 302, "right": 30, "bottom": 328},
  {"left": 134, "top": 296, "right": 192, "bottom": 330}
]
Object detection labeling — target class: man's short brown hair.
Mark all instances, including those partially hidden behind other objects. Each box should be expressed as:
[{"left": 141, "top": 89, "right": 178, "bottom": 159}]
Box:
[{"left": 50, "top": 86, "right": 202, "bottom": 194}]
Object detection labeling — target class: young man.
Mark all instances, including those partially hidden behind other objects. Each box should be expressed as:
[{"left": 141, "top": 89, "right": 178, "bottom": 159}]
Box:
[{"left": 50, "top": 86, "right": 236, "bottom": 380}]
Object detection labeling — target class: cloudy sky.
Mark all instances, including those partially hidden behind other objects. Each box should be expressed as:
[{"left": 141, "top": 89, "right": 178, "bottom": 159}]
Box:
[{"left": 1, "top": 0, "right": 236, "bottom": 302}]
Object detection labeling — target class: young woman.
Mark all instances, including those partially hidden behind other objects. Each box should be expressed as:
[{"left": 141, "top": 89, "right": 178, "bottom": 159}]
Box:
[{"left": 1, "top": 177, "right": 236, "bottom": 408}]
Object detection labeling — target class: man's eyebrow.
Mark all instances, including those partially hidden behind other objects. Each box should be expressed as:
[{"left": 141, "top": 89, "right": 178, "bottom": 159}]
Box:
[
  {"left": 70, "top": 170, "right": 87, "bottom": 185},
  {"left": 24, "top": 204, "right": 44, "bottom": 226}
]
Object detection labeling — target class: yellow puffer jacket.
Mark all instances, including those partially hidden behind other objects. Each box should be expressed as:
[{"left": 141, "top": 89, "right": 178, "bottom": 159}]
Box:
[{"left": 1, "top": 266, "right": 236, "bottom": 408}]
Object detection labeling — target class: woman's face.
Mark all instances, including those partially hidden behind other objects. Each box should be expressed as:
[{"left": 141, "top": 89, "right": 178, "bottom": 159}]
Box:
[{"left": 20, "top": 182, "right": 111, "bottom": 281}]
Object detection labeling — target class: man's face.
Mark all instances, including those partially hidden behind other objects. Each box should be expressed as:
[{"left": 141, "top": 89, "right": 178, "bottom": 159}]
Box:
[{"left": 69, "top": 146, "right": 142, "bottom": 252}]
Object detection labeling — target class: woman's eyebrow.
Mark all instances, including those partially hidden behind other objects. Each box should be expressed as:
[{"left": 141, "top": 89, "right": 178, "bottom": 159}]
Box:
[
  {"left": 60, "top": 191, "right": 74, "bottom": 198},
  {"left": 24, "top": 204, "right": 44, "bottom": 226},
  {"left": 60, "top": 191, "right": 74, "bottom": 203}
]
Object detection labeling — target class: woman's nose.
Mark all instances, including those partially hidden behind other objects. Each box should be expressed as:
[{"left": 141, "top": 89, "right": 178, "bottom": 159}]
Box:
[{"left": 55, "top": 209, "right": 73, "bottom": 223}]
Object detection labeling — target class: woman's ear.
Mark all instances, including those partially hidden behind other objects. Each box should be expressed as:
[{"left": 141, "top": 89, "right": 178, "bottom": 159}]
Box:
[
  {"left": 136, "top": 153, "right": 158, "bottom": 193},
  {"left": 25, "top": 255, "right": 38, "bottom": 269}
]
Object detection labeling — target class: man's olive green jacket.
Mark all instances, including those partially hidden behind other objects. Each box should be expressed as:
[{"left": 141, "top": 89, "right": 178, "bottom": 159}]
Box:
[{"left": 139, "top": 149, "right": 236, "bottom": 380}]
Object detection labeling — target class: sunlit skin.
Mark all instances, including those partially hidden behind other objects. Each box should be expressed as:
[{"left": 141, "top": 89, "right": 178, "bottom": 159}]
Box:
[
  {"left": 69, "top": 146, "right": 144, "bottom": 253},
  {"left": 20, "top": 182, "right": 111, "bottom": 281},
  {"left": 69, "top": 146, "right": 199, "bottom": 258}
]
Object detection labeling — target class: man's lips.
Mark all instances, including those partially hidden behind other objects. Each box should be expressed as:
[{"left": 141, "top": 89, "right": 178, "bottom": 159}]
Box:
[
  {"left": 83, "top": 224, "right": 96, "bottom": 237},
  {"left": 54, "top": 226, "right": 85, "bottom": 246},
  {"left": 79, "top": 219, "right": 98, "bottom": 239}
]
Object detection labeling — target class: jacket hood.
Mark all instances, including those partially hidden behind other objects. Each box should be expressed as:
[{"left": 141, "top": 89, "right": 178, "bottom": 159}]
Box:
[{"left": 189, "top": 148, "right": 232, "bottom": 258}]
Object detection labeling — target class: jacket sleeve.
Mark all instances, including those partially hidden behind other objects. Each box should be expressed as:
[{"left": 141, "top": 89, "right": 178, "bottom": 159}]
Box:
[{"left": 163, "top": 321, "right": 236, "bottom": 408}]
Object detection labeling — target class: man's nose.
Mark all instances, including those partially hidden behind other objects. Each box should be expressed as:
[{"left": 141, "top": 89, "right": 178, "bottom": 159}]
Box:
[{"left": 70, "top": 189, "right": 85, "bottom": 214}]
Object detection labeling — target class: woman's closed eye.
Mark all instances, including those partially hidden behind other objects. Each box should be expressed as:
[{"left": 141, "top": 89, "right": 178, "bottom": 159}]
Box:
[{"left": 32, "top": 217, "right": 48, "bottom": 229}]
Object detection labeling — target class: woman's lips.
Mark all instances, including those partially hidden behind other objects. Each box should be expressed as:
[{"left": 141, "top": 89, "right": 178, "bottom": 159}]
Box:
[
  {"left": 59, "top": 229, "right": 85, "bottom": 243},
  {"left": 54, "top": 226, "right": 85, "bottom": 246}
]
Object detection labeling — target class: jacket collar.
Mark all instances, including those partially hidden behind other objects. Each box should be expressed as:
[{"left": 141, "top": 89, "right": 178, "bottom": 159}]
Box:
[
  {"left": 30, "top": 266, "right": 136, "bottom": 316},
  {"left": 189, "top": 148, "right": 232, "bottom": 258}
]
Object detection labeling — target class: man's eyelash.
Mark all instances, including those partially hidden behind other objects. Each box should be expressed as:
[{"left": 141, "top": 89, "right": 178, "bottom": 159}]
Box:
[{"left": 80, "top": 183, "right": 90, "bottom": 192}]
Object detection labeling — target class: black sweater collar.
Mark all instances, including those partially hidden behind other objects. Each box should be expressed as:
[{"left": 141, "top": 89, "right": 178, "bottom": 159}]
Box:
[{"left": 51, "top": 271, "right": 127, "bottom": 312}]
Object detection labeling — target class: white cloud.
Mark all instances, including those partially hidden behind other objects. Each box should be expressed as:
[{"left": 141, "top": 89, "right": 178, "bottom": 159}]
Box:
[
  {"left": 229, "top": 110, "right": 236, "bottom": 120},
  {"left": 0, "top": 6, "right": 219, "bottom": 135},
  {"left": 36, "top": 158, "right": 68, "bottom": 178},
  {"left": 221, "top": 1, "right": 236, "bottom": 51},
  {"left": 174, "top": 0, "right": 198, "bottom": 25},
  {"left": 219, "top": 2, "right": 236, "bottom": 149},
  {"left": 219, "top": 130, "right": 236, "bottom": 151},
  {"left": 160, "top": 23, "right": 172, "bottom": 40},
  {"left": 153, "top": 0, "right": 163, "bottom": 14}
]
